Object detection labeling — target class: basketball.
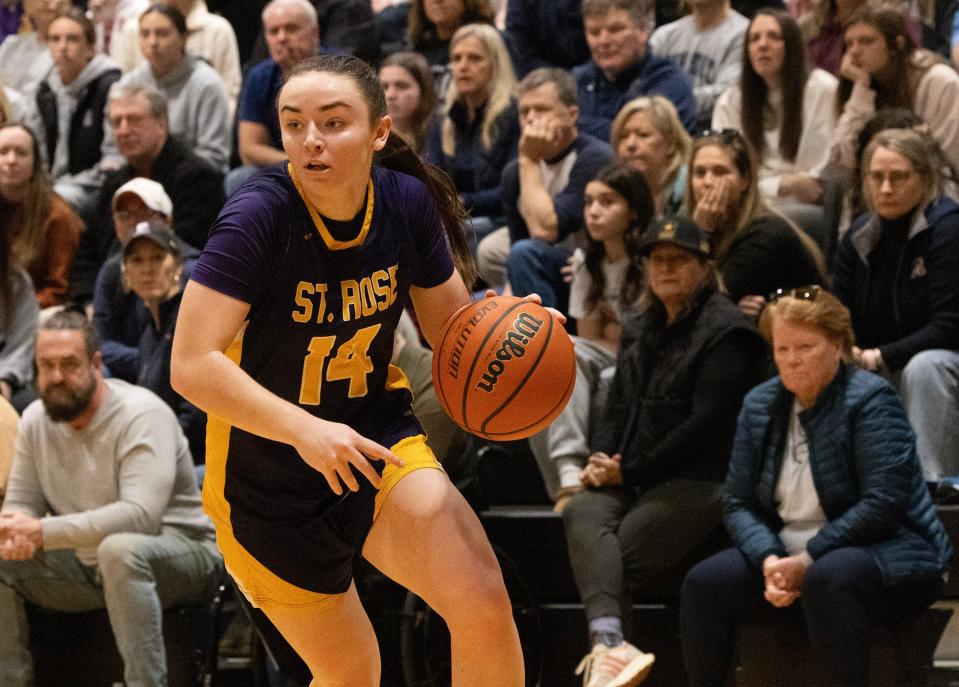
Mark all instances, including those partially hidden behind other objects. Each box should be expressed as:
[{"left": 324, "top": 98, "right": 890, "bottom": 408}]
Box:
[{"left": 432, "top": 296, "right": 576, "bottom": 441}]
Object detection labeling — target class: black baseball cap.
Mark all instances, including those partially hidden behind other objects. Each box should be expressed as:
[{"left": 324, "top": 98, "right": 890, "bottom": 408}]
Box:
[
  {"left": 638, "top": 216, "right": 711, "bottom": 259},
  {"left": 122, "top": 219, "right": 180, "bottom": 258}
]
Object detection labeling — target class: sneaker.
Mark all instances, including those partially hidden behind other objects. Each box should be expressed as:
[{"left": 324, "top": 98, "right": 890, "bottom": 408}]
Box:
[
  {"left": 575, "top": 643, "right": 612, "bottom": 687},
  {"left": 576, "top": 641, "right": 655, "bottom": 687}
]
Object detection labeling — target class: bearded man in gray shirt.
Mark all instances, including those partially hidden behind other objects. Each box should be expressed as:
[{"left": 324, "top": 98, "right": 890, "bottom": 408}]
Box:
[{"left": 0, "top": 308, "right": 219, "bottom": 687}]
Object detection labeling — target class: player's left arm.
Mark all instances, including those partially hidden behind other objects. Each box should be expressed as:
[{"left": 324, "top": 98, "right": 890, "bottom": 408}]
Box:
[
  {"left": 409, "top": 271, "right": 472, "bottom": 350},
  {"left": 411, "top": 274, "right": 569, "bottom": 352}
]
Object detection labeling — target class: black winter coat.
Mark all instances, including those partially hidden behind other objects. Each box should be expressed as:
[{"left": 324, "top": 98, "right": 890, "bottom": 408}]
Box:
[{"left": 594, "top": 285, "right": 768, "bottom": 488}]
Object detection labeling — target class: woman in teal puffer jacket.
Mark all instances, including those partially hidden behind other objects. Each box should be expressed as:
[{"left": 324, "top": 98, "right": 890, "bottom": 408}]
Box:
[{"left": 680, "top": 287, "right": 952, "bottom": 687}]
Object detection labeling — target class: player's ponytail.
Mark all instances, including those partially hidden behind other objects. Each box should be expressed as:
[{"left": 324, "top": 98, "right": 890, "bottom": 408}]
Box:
[
  {"left": 283, "top": 55, "right": 477, "bottom": 289},
  {"left": 375, "top": 132, "right": 477, "bottom": 289}
]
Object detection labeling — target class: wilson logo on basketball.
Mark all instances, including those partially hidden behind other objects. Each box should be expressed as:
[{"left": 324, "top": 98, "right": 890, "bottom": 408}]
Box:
[{"left": 475, "top": 312, "right": 544, "bottom": 393}]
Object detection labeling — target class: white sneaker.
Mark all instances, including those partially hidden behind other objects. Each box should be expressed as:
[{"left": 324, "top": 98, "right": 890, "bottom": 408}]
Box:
[
  {"left": 575, "top": 643, "right": 611, "bottom": 687},
  {"left": 575, "top": 641, "right": 655, "bottom": 687}
]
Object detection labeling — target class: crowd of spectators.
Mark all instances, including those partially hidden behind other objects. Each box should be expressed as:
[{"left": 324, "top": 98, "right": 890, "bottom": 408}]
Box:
[{"left": 0, "top": 0, "right": 958, "bottom": 685}]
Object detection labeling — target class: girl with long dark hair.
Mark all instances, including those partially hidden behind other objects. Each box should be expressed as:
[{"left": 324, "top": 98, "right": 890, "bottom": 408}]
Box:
[
  {"left": 529, "top": 162, "right": 652, "bottom": 506},
  {"left": 713, "top": 9, "right": 837, "bottom": 233}
]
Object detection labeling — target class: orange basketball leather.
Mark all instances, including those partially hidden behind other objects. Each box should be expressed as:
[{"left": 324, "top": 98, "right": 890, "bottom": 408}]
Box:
[{"left": 432, "top": 296, "right": 576, "bottom": 440}]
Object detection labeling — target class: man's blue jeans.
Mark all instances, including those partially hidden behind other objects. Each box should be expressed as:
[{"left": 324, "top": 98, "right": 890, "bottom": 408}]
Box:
[
  {"left": 898, "top": 349, "right": 959, "bottom": 481},
  {"left": 506, "top": 237, "right": 574, "bottom": 312}
]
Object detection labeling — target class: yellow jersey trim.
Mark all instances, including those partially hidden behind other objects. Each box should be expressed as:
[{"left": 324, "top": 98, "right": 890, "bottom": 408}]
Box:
[
  {"left": 385, "top": 363, "right": 412, "bottom": 393},
  {"left": 201, "top": 324, "right": 245, "bottom": 524},
  {"left": 287, "top": 163, "right": 375, "bottom": 251}
]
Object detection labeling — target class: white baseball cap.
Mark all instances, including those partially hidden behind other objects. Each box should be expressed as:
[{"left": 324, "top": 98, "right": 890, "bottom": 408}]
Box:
[{"left": 112, "top": 177, "right": 173, "bottom": 218}]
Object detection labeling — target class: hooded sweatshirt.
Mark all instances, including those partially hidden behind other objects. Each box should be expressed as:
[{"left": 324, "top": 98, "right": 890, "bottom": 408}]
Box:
[
  {"left": 0, "top": 31, "right": 52, "bottom": 95},
  {"left": 32, "top": 53, "right": 121, "bottom": 180}
]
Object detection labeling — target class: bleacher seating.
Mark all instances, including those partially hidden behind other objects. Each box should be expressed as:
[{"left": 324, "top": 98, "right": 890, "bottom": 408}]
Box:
[{"left": 26, "top": 565, "right": 231, "bottom": 687}]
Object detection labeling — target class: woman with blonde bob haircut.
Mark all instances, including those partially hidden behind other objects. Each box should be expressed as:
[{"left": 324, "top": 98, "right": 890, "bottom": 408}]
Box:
[
  {"left": 610, "top": 95, "right": 691, "bottom": 218},
  {"left": 427, "top": 22, "right": 519, "bottom": 237},
  {"left": 682, "top": 128, "right": 825, "bottom": 319},
  {"left": 834, "top": 127, "right": 959, "bottom": 482},
  {"left": 681, "top": 286, "right": 952, "bottom": 687}
]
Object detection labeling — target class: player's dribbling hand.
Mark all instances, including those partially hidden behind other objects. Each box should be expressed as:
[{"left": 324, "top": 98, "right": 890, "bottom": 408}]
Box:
[
  {"left": 293, "top": 418, "right": 405, "bottom": 495},
  {"left": 484, "top": 290, "right": 567, "bottom": 325}
]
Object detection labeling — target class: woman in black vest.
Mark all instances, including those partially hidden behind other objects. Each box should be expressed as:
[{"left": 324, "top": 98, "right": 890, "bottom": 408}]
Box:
[{"left": 567, "top": 215, "right": 767, "bottom": 687}]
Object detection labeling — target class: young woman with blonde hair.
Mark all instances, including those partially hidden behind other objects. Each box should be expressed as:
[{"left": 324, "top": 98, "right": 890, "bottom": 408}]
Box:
[{"left": 426, "top": 22, "right": 519, "bottom": 241}]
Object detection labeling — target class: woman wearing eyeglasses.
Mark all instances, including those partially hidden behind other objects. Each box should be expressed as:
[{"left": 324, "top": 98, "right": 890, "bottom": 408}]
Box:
[
  {"left": 833, "top": 127, "right": 959, "bottom": 484},
  {"left": 680, "top": 287, "right": 952, "bottom": 687},
  {"left": 684, "top": 128, "right": 825, "bottom": 320}
]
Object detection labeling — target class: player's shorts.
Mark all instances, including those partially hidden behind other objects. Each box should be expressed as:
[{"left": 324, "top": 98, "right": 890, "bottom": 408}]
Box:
[{"left": 212, "top": 433, "right": 441, "bottom": 613}]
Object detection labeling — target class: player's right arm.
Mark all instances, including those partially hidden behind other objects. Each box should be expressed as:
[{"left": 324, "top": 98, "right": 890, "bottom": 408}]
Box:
[{"left": 171, "top": 281, "right": 402, "bottom": 494}]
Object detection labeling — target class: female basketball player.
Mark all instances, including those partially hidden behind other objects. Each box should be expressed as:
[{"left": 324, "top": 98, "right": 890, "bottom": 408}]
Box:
[{"left": 170, "top": 55, "right": 524, "bottom": 686}]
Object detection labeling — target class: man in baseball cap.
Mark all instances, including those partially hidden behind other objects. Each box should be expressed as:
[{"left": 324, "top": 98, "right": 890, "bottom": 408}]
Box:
[
  {"left": 111, "top": 177, "right": 173, "bottom": 246},
  {"left": 92, "top": 182, "right": 197, "bottom": 382}
]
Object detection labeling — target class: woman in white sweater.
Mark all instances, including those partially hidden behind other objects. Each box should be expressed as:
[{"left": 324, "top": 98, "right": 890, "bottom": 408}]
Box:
[{"left": 713, "top": 9, "right": 837, "bottom": 241}]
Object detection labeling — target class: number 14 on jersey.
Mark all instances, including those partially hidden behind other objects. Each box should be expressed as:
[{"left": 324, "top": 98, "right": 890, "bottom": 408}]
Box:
[{"left": 298, "top": 324, "right": 382, "bottom": 405}]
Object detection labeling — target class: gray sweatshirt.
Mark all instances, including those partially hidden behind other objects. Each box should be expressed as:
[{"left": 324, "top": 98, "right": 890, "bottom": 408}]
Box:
[
  {"left": 3, "top": 378, "right": 214, "bottom": 565},
  {"left": 106, "top": 53, "right": 230, "bottom": 172},
  {"left": 649, "top": 10, "right": 749, "bottom": 130},
  {"left": 0, "top": 32, "right": 52, "bottom": 96}
]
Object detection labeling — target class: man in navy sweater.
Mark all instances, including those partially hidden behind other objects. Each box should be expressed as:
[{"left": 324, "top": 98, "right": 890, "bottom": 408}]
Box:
[{"left": 574, "top": 0, "right": 697, "bottom": 139}]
